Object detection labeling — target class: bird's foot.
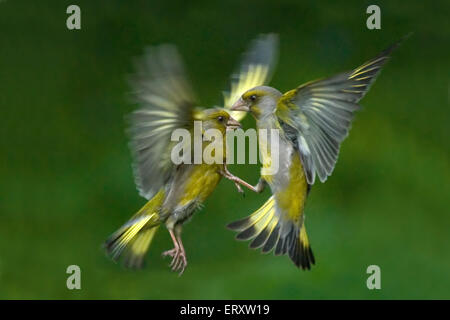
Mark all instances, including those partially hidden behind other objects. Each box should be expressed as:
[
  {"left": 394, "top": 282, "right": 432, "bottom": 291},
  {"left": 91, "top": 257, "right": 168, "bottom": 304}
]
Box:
[
  {"left": 162, "top": 248, "right": 177, "bottom": 257},
  {"left": 163, "top": 247, "right": 187, "bottom": 276},
  {"left": 234, "top": 182, "right": 245, "bottom": 197}
]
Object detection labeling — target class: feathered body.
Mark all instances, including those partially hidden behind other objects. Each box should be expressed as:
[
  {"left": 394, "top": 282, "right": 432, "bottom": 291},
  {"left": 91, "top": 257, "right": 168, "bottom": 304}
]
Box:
[
  {"left": 162, "top": 163, "right": 223, "bottom": 226},
  {"left": 229, "top": 101, "right": 314, "bottom": 268},
  {"left": 229, "top": 39, "right": 405, "bottom": 269},
  {"left": 104, "top": 110, "right": 233, "bottom": 270},
  {"left": 104, "top": 34, "right": 278, "bottom": 273}
]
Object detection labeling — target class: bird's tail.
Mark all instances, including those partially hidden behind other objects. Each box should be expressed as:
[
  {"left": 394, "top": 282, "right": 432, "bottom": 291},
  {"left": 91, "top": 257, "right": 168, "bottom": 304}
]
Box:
[
  {"left": 227, "top": 195, "right": 315, "bottom": 270},
  {"left": 104, "top": 190, "right": 165, "bottom": 269}
]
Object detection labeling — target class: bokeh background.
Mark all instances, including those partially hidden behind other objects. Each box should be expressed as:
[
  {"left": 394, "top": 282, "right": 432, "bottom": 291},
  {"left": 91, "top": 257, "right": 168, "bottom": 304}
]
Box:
[{"left": 1, "top": 0, "right": 449, "bottom": 299}]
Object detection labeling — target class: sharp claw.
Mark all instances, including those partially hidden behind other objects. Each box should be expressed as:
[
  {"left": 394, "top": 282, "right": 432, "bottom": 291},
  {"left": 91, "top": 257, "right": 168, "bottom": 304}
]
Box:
[
  {"left": 174, "top": 257, "right": 182, "bottom": 271},
  {"left": 162, "top": 249, "right": 175, "bottom": 257},
  {"left": 177, "top": 255, "right": 187, "bottom": 276},
  {"left": 175, "top": 258, "right": 183, "bottom": 272},
  {"left": 163, "top": 244, "right": 187, "bottom": 275},
  {"left": 234, "top": 182, "right": 246, "bottom": 198},
  {"left": 170, "top": 253, "right": 179, "bottom": 269}
]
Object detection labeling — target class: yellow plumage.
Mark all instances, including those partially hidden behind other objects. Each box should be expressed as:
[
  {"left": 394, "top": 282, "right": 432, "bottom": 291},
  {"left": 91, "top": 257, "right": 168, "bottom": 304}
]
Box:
[
  {"left": 228, "top": 38, "right": 405, "bottom": 269},
  {"left": 223, "top": 34, "right": 278, "bottom": 121},
  {"left": 275, "top": 154, "right": 307, "bottom": 223},
  {"left": 228, "top": 149, "right": 314, "bottom": 269},
  {"left": 179, "top": 164, "right": 222, "bottom": 205},
  {"left": 104, "top": 190, "right": 164, "bottom": 268},
  {"left": 105, "top": 34, "right": 278, "bottom": 274}
]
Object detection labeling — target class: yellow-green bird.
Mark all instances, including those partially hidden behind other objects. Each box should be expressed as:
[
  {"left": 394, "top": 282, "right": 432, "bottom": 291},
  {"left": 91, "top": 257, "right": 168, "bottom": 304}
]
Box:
[
  {"left": 227, "top": 40, "right": 403, "bottom": 269},
  {"left": 104, "top": 34, "right": 278, "bottom": 274}
]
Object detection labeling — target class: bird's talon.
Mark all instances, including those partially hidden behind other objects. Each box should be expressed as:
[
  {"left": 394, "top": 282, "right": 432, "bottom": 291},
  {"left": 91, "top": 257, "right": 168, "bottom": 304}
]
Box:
[
  {"left": 234, "top": 182, "right": 244, "bottom": 194},
  {"left": 164, "top": 247, "right": 187, "bottom": 274},
  {"left": 174, "top": 252, "right": 187, "bottom": 274},
  {"left": 170, "top": 253, "right": 179, "bottom": 268},
  {"left": 162, "top": 248, "right": 177, "bottom": 258}
]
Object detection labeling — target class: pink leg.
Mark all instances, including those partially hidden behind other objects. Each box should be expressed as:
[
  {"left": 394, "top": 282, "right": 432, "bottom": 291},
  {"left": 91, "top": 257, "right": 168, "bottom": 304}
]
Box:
[
  {"left": 162, "top": 226, "right": 187, "bottom": 276},
  {"left": 174, "top": 231, "right": 187, "bottom": 276},
  {"left": 221, "top": 165, "right": 266, "bottom": 193},
  {"left": 162, "top": 228, "right": 179, "bottom": 258}
]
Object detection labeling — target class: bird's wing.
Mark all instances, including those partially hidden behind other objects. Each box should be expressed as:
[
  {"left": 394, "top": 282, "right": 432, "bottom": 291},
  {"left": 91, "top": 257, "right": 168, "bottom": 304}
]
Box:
[
  {"left": 128, "top": 45, "right": 198, "bottom": 200},
  {"left": 276, "top": 42, "right": 401, "bottom": 184},
  {"left": 223, "top": 33, "right": 278, "bottom": 121}
]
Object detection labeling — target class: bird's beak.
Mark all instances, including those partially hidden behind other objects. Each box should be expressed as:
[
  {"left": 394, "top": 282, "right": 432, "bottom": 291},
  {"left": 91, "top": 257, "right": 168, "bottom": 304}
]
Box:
[
  {"left": 226, "top": 116, "right": 242, "bottom": 129},
  {"left": 231, "top": 98, "right": 250, "bottom": 112}
]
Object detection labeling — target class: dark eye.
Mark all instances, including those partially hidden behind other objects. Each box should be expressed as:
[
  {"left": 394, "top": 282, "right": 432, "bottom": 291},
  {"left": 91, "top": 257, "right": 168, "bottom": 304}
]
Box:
[
  {"left": 249, "top": 94, "right": 257, "bottom": 102},
  {"left": 217, "top": 116, "right": 224, "bottom": 122}
]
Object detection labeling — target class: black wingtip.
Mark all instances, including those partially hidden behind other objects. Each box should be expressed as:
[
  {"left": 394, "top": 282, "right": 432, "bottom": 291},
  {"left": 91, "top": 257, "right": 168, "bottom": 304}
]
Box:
[
  {"left": 236, "top": 225, "right": 257, "bottom": 241},
  {"left": 249, "top": 229, "right": 270, "bottom": 249},
  {"left": 226, "top": 217, "right": 250, "bottom": 231},
  {"left": 381, "top": 33, "right": 413, "bottom": 57},
  {"left": 103, "top": 231, "right": 124, "bottom": 261}
]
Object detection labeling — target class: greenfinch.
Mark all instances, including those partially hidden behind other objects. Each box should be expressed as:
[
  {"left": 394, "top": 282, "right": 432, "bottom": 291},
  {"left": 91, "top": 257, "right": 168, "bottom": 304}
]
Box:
[
  {"left": 227, "top": 40, "right": 403, "bottom": 269},
  {"left": 104, "top": 34, "right": 278, "bottom": 274}
]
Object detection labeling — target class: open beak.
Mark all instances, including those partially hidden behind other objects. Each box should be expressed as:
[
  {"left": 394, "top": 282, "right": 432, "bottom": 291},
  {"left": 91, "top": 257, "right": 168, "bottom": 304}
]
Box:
[
  {"left": 226, "top": 116, "right": 242, "bottom": 129},
  {"left": 231, "top": 98, "right": 250, "bottom": 112}
]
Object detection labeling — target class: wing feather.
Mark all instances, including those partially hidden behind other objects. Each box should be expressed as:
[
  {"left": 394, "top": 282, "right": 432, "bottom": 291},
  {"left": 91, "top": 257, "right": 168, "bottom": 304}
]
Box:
[
  {"left": 277, "top": 40, "right": 403, "bottom": 184},
  {"left": 128, "top": 45, "right": 197, "bottom": 199},
  {"left": 223, "top": 34, "right": 278, "bottom": 121}
]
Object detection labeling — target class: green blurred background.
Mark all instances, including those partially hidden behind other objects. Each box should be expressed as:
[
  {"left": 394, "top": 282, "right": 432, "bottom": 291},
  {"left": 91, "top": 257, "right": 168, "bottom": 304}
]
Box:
[{"left": 1, "top": 0, "right": 449, "bottom": 299}]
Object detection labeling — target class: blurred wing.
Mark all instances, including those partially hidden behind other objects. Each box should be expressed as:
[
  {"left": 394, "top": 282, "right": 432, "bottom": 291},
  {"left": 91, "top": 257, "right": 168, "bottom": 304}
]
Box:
[
  {"left": 128, "top": 45, "right": 197, "bottom": 199},
  {"left": 277, "top": 41, "right": 401, "bottom": 184},
  {"left": 223, "top": 33, "right": 279, "bottom": 121}
]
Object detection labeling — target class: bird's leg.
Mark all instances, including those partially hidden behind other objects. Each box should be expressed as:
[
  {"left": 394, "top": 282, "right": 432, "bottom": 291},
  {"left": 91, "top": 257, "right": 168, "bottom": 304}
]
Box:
[
  {"left": 222, "top": 164, "right": 245, "bottom": 194},
  {"left": 162, "top": 223, "right": 187, "bottom": 275},
  {"left": 164, "top": 225, "right": 187, "bottom": 275},
  {"left": 234, "top": 182, "right": 244, "bottom": 194},
  {"left": 162, "top": 228, "right": 179, "bottom": 258},
  {"left": 173, "top": 225, "right": 187, "bottom": 276},
  {"left": 221, "top": 165, "right": 266, "bottom": 193}
]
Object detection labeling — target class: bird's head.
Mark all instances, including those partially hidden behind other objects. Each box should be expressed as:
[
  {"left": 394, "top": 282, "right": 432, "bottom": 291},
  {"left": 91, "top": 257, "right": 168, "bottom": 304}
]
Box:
[
  {"left": 194, "top": 108, "right": 241, "bottom": 134},
  {"left": 231, "top": 86, "right": 282, "bottom": 120}
]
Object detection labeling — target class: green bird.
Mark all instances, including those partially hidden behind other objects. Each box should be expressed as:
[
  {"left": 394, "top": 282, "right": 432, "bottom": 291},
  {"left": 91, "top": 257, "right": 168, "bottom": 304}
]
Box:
[
  {"left": 104, "top": 34, "right": 278, "bottom": 274},
  {"left": 227, "top": 40, "right": 403, "bottom": 269}
]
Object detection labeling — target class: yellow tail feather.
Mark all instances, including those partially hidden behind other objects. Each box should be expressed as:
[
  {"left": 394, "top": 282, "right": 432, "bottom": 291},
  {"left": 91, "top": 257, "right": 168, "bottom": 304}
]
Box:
[
  {"left": 104, "top": 190, "right": 164, "bottom": 268},
  {"left": 121, "top": 226, "right": 159, "bottom": 268},
  {"left": 227, "top": 195, "right": 315, "bottom": 270},
  {"left": 227, "top": 196, "right": 281, "bottom": 253}
]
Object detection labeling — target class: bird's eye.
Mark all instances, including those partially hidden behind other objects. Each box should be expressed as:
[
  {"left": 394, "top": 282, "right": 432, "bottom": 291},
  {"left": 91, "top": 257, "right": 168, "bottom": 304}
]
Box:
[
  {"left": 249, "top": 94, "right": 257, "bottom": 102},
  {"left": 217, "top": 116, "right": 224, "bottom": 122}
]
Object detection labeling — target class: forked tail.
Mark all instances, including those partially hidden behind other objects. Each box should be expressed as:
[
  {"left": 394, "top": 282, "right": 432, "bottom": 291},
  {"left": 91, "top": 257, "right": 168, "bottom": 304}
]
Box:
[{"left": 227, "top": 196, "right": 315, "bottom": 270}]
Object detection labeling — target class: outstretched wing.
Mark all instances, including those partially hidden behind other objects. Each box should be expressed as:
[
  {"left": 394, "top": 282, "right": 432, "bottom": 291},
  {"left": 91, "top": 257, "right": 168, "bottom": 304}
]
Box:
[
  {"left": 223, "top": 33, "right": 278, "bottom": 121},
  {"left": 277, "top": 41, "right": 402, "bottom": 184},
  {"left": 128, "top": 45, "right": 197, "bottom": 200}
]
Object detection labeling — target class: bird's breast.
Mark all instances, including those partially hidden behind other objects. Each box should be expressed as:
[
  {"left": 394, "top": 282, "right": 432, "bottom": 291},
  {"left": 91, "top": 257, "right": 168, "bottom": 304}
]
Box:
[
  {"left": 274, "top": 152, "right": 308, "bottom": 223},
  {"left": 178, "top": 163, "right": 222, "bottom": 207},
  {"left": 259, "top": 132, "right": 293, "bottom": 189}
]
